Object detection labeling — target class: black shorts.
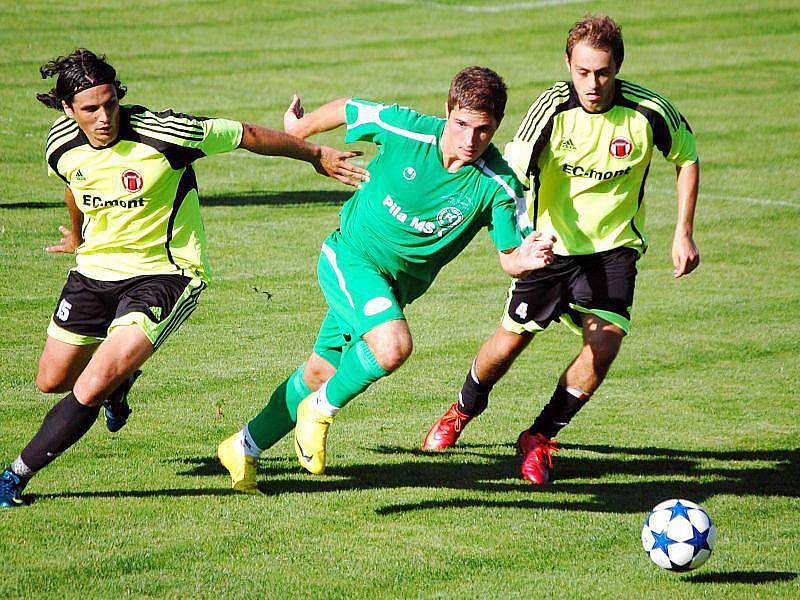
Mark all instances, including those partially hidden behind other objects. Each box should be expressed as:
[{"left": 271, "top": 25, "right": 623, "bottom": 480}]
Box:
[
  {"left": 47, "top": 271, "right": 206, "bottom": 351},
  {"left": 502, "top": 247, "right": 639, "bottom": 335}
]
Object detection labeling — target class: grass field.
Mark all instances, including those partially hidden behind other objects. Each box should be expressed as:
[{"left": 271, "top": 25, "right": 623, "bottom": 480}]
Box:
[{"left": 1, "top": 0, "right": 799, "bottom": 597}]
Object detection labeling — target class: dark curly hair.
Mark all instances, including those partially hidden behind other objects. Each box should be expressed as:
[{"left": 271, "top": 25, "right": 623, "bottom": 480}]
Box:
[{"left": 36, "top": 48, "right": 126, "bottom": 110}]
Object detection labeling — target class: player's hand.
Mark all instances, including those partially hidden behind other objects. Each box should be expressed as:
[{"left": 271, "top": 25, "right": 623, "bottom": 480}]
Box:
[
  {"left": 517, "top": 231, "right": 555, "bottom": 271},
  {"left": 672, "top": 232, "right": 699, "bottom": 278},
  {"left": 316, "top": 146, "right": 370, "bottom": 188},
  {"left": 284, "top": 94, "right": 305, "bottom": 138},
  {"left": 46, "top": 225, "right": 81, "bottom": 254}
]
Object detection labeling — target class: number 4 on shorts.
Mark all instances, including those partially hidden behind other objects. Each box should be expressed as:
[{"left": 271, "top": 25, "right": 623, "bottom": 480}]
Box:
[{"left": 515, "top": 302, "right": 528, "bottom": 320}]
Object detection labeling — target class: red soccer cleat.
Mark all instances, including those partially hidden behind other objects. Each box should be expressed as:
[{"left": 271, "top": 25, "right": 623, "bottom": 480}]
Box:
[
  {"left": 422, "top": 404, "right": 472, "bottom": 451},
  {"left": 516, "top": 431, "right": 559, "bottom": 484}
]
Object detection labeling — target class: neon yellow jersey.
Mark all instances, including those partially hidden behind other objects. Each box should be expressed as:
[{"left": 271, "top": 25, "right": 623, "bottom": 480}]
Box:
[
  {"left": 504, "top": 80, "right": 697, "bottom": 256},
  {"left": 46, "top": 105, "right": 243, "bottom": 281}
]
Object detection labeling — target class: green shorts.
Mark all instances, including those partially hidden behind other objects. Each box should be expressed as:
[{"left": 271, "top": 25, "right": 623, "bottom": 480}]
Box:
[{"left": 312, "top": 231, "right": 427, "bottom": 365}]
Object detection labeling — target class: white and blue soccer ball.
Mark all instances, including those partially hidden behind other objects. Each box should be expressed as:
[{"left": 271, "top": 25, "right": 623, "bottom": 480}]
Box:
[{"left": 641, "top": 499, "right": 716, "bottom": 571}]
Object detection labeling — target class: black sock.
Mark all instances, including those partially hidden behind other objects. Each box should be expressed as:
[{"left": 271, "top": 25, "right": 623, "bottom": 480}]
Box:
[
  {"left": 19, "top": 392, "right": 101, "bottom": 473},
  {"left": 530, "top": 385, "right": 590, "bottom": 439},
  {"left": 456, "top": 361, "right": 493, "bottom": 417}
]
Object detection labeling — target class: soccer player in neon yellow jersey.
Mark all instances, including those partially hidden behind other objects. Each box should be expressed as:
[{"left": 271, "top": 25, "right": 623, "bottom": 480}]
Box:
[
  {"left": 423, "top": 15, "right": 701, "bottom": 484},
  {"left": 0, "top": 48, "right": 367, "bottom": 508},
  {"left": 218, "top": 66, "right": 556, "bottom": 492}
]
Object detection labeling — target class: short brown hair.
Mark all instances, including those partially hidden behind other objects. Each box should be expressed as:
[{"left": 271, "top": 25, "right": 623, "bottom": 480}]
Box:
[
  {"left": 447, "top": 66, "right": 507, "bottom": 123},
  {"left": 566, "top": 14, "right": 624, "bottom": 69}
]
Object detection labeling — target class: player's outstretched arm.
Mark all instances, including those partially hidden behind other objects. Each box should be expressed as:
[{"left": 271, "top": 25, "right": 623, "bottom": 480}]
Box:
[
  {"left": 672, "top": 161, "right": 700, "bottom": 278},
  {"left": 498, "top": 232, "right": 555, "bottom": 278},
  {"left": 283, "top": 96, "right": 349, "bottom": 140},
  {"left": 46, "top": 186, "right": 83, "bottom": 254},
  {"left": 239, "top": 122, "right": 367, "bottom": 188}
]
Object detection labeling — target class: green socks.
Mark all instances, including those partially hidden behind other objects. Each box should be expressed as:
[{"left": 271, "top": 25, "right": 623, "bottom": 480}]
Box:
[
  {"left": 246, "top": 364, "right": 311, "bottom": 451},
  {"left": 324, "top": 340, "right": 390, "bottom": 409},
  {"left": 245, "top": 341, "right": 390, "bottom": 452}
]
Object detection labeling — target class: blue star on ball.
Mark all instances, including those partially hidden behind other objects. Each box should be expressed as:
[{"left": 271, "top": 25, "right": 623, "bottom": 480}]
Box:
[{"left": 669, "top": 500, "right": 692, "bottom": 521}]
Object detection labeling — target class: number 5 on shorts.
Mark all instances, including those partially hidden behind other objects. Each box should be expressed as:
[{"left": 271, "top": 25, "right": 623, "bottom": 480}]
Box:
[{"left": 56, "top": 299, "right": 72, "bottom": 321}]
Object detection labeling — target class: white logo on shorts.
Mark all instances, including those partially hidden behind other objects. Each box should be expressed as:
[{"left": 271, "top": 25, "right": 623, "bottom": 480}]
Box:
[
  {"left": 403, "top": 167, "right": 416, "bottom": 180},
  {"left": 364, "top": 296, "right": 393, "bottom": 316}
]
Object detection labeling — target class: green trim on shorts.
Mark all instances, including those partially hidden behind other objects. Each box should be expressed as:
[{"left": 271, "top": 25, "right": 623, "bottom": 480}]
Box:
[
  {"left": 568, "top": 303, "right": 631, "bottom": 334},
  {"left": 47, "top": 320, "right": 104, "bottom": 346},
  {"left": 108, "top": 278, "right": 206, "bottom": 351}
]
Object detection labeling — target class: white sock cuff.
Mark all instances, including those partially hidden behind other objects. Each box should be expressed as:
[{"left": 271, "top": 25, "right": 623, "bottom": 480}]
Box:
[
  {"left": 470, "top": 359, "right": 480, "bottom": 385},
  {"left": 565, "top": 386, "right": 591, "bottom": 401},
  {"left": 241, "top": 425, "right": 264, "bottom": 458},
  {"left": 314, "top": 383, "right": 340, "bottom": 417}
]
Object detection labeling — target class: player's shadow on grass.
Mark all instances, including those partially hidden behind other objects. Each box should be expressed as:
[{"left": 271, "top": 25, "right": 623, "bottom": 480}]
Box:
[
  {"left": 370, "top": 443, "right": 799, "bottom": 515},
  {"left": 200, "top": 190, "right": 351, "bottom": 207},
  {"left": 171, "top": 444, "right": 798, "bottom": 513},
  {"left": 683, "top": 570, "right": 797, "bottom": 584},
  {"left": 27, "top": 487, "right": 237, "bottom": 504}
]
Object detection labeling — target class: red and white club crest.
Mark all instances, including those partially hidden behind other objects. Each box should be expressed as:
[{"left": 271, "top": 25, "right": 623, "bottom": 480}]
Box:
[
  {"left": 609, "top": 136, "right": 633, "bottom": 159},
  {"left": 121, "top": 169, "right": 143, "bottom": 193}
]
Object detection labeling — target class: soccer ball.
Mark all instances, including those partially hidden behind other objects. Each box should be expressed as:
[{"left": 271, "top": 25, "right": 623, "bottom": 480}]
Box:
[{"left": 641, "top": 499, "right": 716, "bottom": 571}]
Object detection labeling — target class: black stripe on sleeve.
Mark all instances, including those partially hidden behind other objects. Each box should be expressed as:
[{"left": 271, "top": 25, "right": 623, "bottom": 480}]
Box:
[
  {"left": 129, "top": 115, "right": 204, "bottom": 138},
  {"left": 620, "top": 82, "right": 680, "bottom": 130},
  {"left": 47, "top": 129, "right": 88, "bottom": 183},
  {"left": 47, "top": 119, "right": 78, "bottom": 145},
  {"left": 621, "top": 81, "right": 681, "bottom": 125},
  {"left": 515, "top": 82, "right": 570, "bottom": 141},
  {"left": 130, "top": 121, "right": 205, "bottom": 143},
  {"left": 46, "top": 123, "right": 80, "bottom": 155}
]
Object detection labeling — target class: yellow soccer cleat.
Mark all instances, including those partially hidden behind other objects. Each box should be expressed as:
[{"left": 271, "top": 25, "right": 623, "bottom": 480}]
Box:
[
  {"left": 294, "top": 394, "right": 333, "bottom": 475},
  {"left": 217, "top": 432, "right": 263, "bottom": 495}
]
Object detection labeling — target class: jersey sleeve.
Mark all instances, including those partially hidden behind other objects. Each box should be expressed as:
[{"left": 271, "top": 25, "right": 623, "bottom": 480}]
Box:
[
  {"left": 45, "top": 115, "right": 81, "bottom": 183},
  {"left": 197, "top": 117, "right": 244, "bottom": 156},
  {"left": 128, "top": 107, "right": 243, "bottom": 162},
  {"left": 503, "top": 83, "right": 571, "bottom": 183},
  {"left": 503, "top": 139, "right": 536, "bottom": 185},
  {"left": 344, "top": 98, "right": 437, "bottom": 147},
  {"left": 664, "top": 115, "right": 697, "bottom": 166},
  {"left": 619, "top": 84, "right": 698, "bottom": 167}
]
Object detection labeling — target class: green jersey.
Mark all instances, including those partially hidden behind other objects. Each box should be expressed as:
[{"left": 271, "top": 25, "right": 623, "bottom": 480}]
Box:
[
  {"left": 339, "top": 98, "right": 527, "bottom": 285},
  {"left": 504, "top": 80, "right": 697, "bottom": 256},
  {"left": 46, "top": 104, "right": 243, "bottom": 281}
]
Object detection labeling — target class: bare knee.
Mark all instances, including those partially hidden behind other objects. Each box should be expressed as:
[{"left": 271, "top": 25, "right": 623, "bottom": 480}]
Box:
[
  {"left": 35, "top": 370, "right": 72, "bottom": 394},
  {"left": 493, "top": 328, "right": 531, "bottom": 361},
  {"left": 303, "top": 355, "right": 337, "bottom": 391},
  {"left": 370, "top": 336, "right": 413, "bottom": 373}
]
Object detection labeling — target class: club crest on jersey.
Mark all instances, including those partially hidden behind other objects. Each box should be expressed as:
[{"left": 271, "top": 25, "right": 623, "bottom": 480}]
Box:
[
  {"left": 609, "top": 137, "right": 633, "bottom": 159},
  {"left": 402, "top": 166, "right": 416, "bottom": 181},
  {"left": 437, "top": 206, "right": 463, "bottom": 230},
  {"left": 121, "top": 169, "right": 143, "bottom": 193}
]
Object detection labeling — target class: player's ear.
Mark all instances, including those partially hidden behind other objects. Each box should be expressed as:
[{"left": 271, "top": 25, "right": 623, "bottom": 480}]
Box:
[
  {"left": 62, "top": 99, "right": 75, "bottom": 118},
  {"left": 444, "top": 101, "right": 450, "bottom": 119},
  {"left": 564, "top": 53, "right": 571, "bottom": 72}
]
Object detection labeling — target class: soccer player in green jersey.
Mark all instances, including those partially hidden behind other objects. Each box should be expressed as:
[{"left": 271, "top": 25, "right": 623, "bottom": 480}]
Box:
[
  {"left": 0, "top": 49, "right": 367, "bottom": 508},
  {"left": 218, "top": 66, "right": 555, "bottom": 493},
  {"left": 423, "top": 15, "right": 701, "bottom": 484}
]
